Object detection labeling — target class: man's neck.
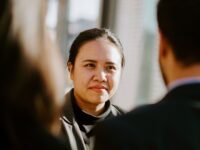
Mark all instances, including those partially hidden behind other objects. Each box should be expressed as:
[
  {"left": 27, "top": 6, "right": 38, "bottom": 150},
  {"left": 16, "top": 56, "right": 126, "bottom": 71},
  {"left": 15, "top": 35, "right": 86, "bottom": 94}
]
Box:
[
  {"left": 168, "top": 76, "right": 200, "bottom": 91},
  {"left": 168, "top": 63, "right": 200, "bottom": 88}
]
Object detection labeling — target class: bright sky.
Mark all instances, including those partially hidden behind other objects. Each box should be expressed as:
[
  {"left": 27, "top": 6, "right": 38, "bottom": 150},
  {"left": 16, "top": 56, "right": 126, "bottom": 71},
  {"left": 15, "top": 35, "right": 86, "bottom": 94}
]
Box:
[{"left": 69, "top": 0, "right": 101, "bottom": 22}]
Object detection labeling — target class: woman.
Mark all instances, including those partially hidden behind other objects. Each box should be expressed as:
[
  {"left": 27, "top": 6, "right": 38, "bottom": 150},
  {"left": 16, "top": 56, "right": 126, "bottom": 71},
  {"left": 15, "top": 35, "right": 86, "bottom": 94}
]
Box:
[
  {"left": 0, "top": 0, "right": 67, "bottom": 149},
  {"left": 60, "top": 28, "right": 125, "bottom": 150}
]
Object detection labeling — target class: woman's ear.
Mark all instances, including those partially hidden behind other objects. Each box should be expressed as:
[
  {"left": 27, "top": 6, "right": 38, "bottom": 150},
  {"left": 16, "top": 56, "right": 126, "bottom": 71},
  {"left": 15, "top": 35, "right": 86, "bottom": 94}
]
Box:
[{"left": 67, "top": 62, "right": 73, "bottom": 80}]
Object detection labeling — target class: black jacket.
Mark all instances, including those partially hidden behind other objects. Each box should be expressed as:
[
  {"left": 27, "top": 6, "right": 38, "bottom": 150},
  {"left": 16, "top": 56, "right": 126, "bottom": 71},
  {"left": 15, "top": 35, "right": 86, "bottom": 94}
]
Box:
[
  {"left": 60, "top": 89, "right": 124, "bottom": 150},
  {"left": 94, "top": 83, "right": 200, "bottom": 150}
]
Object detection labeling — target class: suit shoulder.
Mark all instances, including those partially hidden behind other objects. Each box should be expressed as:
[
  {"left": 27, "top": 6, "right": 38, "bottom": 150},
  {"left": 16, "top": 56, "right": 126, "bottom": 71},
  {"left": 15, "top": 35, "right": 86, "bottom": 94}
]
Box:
[{"left": 98, "top": 100, "right": 171, "bottom": 130}]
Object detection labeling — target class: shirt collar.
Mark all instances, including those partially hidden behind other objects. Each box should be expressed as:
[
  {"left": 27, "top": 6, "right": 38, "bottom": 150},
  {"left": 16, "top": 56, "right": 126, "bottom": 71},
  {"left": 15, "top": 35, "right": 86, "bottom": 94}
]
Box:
[
  {"left": 168, "top": 76, "right": 200, "bottom": 91},
  {"left": 71, "top": 92, "right": 111, "bottom": 125}
]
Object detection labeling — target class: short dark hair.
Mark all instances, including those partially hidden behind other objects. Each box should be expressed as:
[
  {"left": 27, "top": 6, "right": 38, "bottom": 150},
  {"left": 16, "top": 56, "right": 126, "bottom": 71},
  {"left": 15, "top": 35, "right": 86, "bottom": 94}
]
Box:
[
  {"left": 157, "top": 0, "right": 200, "bottom": 66},
  {"left": 68, "top": 28, "right": 125, "bottom": 67}
]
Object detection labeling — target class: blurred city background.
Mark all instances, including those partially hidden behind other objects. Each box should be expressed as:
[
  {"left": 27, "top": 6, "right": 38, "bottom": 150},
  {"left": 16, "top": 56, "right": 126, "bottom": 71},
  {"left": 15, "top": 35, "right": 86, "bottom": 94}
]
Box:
[{"left": 45, "top": 0, "right": 166, "bottom": 111}]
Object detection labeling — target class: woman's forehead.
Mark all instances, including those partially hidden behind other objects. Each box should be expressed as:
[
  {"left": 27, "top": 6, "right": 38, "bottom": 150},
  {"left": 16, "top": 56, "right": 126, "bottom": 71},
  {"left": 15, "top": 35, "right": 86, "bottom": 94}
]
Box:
[{"left": 76, "top": 39, "right": 121, "bottom": 63}]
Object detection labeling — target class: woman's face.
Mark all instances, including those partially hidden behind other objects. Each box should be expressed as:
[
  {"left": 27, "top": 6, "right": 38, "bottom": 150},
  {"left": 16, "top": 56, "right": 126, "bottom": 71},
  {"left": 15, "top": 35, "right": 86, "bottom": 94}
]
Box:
[{"left": 68, "top": 38, "right": 122, "bottom": 107}]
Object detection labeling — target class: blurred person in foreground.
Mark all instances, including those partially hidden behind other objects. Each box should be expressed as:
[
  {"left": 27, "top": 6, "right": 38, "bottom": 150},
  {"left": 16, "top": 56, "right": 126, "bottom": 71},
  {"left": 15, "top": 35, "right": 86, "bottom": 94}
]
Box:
[
  {"left": 0, "top": 0, "right": 67, "bottom": 149},
  {"left": 93, "top": 0, "right": 200, "bottom": 149},
  {"left": 60, "top": 28, "right": 125, "bottom": 150}
]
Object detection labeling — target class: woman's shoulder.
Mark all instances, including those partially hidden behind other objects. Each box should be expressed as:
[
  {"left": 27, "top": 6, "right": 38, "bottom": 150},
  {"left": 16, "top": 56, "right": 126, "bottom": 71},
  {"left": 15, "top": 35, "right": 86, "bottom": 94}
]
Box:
[{"left": 111, "top": 104, "right": 125, "bottom": 115}]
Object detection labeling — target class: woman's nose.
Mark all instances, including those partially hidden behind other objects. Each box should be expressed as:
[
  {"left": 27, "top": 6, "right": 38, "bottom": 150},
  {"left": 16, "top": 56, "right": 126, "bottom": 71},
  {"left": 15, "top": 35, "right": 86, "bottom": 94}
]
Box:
[{"left": 93, "top": 69, "right": 107, "bottom": 82}]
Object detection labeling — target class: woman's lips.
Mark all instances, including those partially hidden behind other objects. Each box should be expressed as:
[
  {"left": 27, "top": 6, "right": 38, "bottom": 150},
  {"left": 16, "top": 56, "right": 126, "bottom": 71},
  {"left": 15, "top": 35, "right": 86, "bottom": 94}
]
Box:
[{"left": 89, "top": 86, "right": 107, "bottom": 93}]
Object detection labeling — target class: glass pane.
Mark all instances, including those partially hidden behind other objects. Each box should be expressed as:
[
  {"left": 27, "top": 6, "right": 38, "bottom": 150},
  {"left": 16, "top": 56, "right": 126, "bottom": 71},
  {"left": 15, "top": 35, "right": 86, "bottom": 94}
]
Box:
[
  {"left": 46, "top": 0, "right": 59, "bottom": 40},
  {"left": 67, "top": 0, "right": 102, "bottom": 47}
]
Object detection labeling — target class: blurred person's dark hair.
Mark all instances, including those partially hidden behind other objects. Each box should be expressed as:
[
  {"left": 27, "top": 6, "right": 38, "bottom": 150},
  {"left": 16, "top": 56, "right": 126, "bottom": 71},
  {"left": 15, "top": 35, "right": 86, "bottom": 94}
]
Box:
[
  {"left": 0, "top": 0, "right": 65, "bottom": 149},
  {"left": 157, "top": 0, "right": 200, "bottom": 66},
  {"left": 68, "top": 28, "right": 125, "bottom": 68}
]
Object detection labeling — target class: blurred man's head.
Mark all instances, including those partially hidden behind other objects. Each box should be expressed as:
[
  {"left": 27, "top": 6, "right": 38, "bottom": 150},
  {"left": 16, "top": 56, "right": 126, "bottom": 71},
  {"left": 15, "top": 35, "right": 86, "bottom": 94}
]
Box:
[{"left": 157, "top": 0, "right": 200, "bottom": 86}]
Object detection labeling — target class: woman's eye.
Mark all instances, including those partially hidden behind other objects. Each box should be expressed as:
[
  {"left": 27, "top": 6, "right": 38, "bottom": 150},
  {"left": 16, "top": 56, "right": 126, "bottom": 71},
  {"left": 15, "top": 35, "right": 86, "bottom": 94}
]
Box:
[
  {"left": 85, "top": 63, "right": 95, "bottom": 68},
  {"left": 106, "top": 66, "right": 116, "bottom": 71}
]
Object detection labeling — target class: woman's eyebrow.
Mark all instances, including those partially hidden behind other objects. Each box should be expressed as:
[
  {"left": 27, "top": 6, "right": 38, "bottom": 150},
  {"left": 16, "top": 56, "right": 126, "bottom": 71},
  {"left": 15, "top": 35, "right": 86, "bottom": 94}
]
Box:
[
  {"left": 82, "top": 59, "right": 117, "bottom": 65},
  {"left": 106, "top": 62, "right": 116, "bottom": 65},
  {"left": 82, "top": 59, "right": 96, "bottom": 63}
]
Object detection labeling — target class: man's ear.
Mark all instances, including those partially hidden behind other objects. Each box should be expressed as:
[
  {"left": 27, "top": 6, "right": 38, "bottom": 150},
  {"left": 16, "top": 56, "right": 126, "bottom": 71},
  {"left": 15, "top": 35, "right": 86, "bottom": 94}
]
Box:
[
  {"left": 159, "top": 29, "right": 169, "bottom": 58},
  {"left": 67, "top": 62, "right": 73, "bottom": 80}
]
